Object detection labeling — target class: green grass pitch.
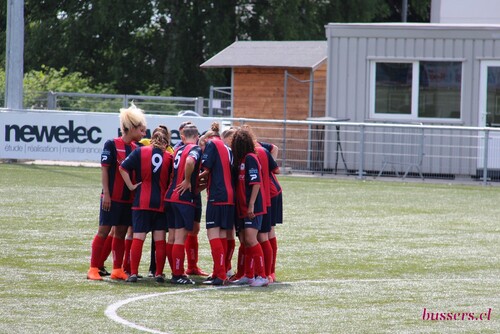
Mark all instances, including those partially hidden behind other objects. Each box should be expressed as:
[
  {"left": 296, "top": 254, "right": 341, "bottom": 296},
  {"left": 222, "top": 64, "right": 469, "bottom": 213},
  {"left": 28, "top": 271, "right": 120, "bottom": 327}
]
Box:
[{"left": 0, "top": 163, "right": 498, "bottom": 333}]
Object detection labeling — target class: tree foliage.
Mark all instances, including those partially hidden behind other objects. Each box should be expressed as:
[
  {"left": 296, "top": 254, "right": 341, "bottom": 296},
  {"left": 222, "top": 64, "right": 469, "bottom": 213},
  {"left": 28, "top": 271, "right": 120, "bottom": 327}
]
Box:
[{"left": 1, "top": 0, "right": 431, "bottom": 97}]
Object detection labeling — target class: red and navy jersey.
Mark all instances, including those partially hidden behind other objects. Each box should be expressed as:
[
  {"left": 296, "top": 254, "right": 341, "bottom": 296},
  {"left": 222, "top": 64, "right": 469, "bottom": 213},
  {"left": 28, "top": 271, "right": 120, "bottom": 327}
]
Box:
[
  {"left": 201, "top": 137, "right": 234, "bottom": 205},
  {"left": 258, "top": 141, "right": 274, "bottom": 154},
  {"left": 257, "top": 141, "right": 282, "bottom": 198},
  {"left": 120, "top": 146, "right": 173, "bottom": 212},
  {"left": 100, "top": 138, "right": 137, "bottom": 203},
  {"left": 235, "top": 153, "right": 266, "bottom": 219},
  {"left": 255, "top": 146, "right": 273, "bottom": 208},
  {"left": 270, "top": 173, "right": 282, "bottom": 198},
  {"left": 165, "top": 143, "right": 202, "bottom": 206}
]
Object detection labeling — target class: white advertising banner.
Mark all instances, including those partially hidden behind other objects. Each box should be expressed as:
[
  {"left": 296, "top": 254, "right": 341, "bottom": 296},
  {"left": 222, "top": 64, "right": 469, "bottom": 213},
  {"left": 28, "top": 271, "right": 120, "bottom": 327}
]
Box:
[{"left": 0, "top": 110, "right": 220, "bottom": 162}]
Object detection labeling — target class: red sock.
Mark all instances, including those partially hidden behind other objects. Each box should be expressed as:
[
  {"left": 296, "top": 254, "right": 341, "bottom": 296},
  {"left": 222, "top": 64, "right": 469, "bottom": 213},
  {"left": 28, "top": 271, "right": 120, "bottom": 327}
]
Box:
[
  {"left": 237, "top": 243, "right": 245, "bottom": 278},
  {"left": 99, "top": 235, "right": 113, "bottom": 268},
  {"left": 130, "top": 238, "right": 144, "bottom": 276},
  {"left": 248, "top": 244, "right": 266, "bottom": 278},
  {"left": 244, "top": 246, "right": 254, "bottom": 279},
  {"left": 221, "top": 237, "right": 228, "bottom": 257},
  {"left": 260, "top": 240, "right": 273, "bottom": 277},
  {"left": 122, "top": 238, "right": 132, "bottom": 273},
  {"left": 172, "top": 244, "right": 185, "bottom": 276},
  {"left": 166, "top": 243, "right": 174, "bottom": 273},
  {"left": 185, "top": 234, "right": 198, "bottom": 269},
  {"left": 90, "top": 235, "right": 106, "bottom": 268},
  {"left": 154, "top": 240, "right": 167, "bottom": 277},
  {"left": 269, "top": 237, "right": 278, "bottom": 274},
  {"left": 226, "top": 239, "right": 236, "bottom": 272},
  {"left": 112, "top": 237, "right": 125, "bottom": 269},
  {"left": 209, "top": 238, "right": 226, "bottom": 280}
]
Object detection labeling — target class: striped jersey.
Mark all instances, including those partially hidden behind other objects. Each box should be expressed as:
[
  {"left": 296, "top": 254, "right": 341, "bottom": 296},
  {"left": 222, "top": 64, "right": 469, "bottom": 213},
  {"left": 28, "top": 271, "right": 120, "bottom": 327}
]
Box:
[
  {"left": 258, "top": 141, "right": 282, "bottom": 197},
  {"left": 120, "top": 146, "right": 173, "bottom": 212},
  {"left": 100, "top": 137, "right": 137, "bottom": 203},
  {"left": 235, "top": 153, "right": 266, "bottom": 219},
  {"left": 165, "top": 143, "right": 202, "bottom": 206},
  {"left": 201, "top": 136, "right": 235, "bottom": 205},
  {"left": 255, "top": 145, "right": 273, "bottom": 208}
]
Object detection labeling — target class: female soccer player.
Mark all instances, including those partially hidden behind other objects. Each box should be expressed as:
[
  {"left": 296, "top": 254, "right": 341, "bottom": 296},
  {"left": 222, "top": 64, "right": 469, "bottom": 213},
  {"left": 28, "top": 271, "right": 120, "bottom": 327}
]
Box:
[
  {"left": 242, "top": 125, "right": 281, "bottom": 283},
  {"left": 174, "top": 121, "right": 208, "bottom": 277},
  {"left": 87, "top": 104, "right": 146, "bottom": 281},
  {"left": 119, "top": 127, "right": 174, "bottom": 283},
  {"left": 260, "top": 141, "right": 283, "bottom": 282},
  {"left": 198, "top": 123, "right": 235, "bottom": 285},
  {"left": 230, "top": 128, "right": 268, "bottom": 287},
  {"left": 165, "top": 124, "right": 202, "bottom": 284},
  {"left": 129, "top": 125, "right": 174, "bottom": 278},
  {"left": 218, "top": 127, "right": 244, "bottom": 280}
]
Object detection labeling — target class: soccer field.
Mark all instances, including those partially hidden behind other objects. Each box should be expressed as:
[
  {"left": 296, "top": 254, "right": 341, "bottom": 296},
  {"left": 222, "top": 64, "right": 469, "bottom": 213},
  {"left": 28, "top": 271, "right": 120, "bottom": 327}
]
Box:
[{"left": 0, "top": 163, "right": 498, "bottom": 333}]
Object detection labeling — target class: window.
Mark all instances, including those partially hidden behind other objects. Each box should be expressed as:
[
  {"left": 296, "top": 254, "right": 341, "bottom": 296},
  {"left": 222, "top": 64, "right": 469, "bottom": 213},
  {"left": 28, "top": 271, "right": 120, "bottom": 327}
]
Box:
[{"left": 371, "top": 61, "right": 462, "bottom": 120}]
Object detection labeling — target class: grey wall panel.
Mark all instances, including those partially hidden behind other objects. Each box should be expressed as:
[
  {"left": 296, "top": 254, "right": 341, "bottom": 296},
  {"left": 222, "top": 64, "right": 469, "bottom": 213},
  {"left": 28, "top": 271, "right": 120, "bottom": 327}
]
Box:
[
  {"left": 336, "top": 37, "right": 349, "bottom": 119},
  {"left": 357, "top": 38, "right": 368, "bottom": 121},
  {"left": 325, "top": 23, "right": 500, "bottom": 175}
]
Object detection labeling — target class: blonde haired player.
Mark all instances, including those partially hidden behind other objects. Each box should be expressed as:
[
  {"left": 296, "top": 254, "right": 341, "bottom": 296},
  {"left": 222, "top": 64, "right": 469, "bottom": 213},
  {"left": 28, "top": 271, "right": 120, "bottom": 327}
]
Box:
[{"left": 87, "top": 104, "right": 147, "bottom": 281}]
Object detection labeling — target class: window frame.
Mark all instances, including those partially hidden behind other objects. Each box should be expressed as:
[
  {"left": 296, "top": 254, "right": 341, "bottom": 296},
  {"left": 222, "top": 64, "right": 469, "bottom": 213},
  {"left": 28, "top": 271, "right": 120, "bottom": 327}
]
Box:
[{"left": 369, "top": 60, "right": 463, "bottom": 121}]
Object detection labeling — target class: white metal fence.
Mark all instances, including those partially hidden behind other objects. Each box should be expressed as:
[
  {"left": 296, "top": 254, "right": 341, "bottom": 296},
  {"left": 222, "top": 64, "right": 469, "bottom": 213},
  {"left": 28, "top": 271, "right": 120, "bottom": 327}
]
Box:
[
  {"left": 3, "top": 101, "right": 500, "bottom": 185},
  {"left": 13, "top": 90, "right": 227, "bottom": 116},
  {"left": 223, "top": 118, "right": 500, "bottom": 185}
]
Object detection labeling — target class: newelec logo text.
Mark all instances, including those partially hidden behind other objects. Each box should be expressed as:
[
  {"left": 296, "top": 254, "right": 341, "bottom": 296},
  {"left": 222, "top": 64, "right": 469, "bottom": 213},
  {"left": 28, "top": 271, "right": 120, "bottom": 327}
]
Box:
[{"left": 4, "top": 120, "right": 102, "bottom": 144}]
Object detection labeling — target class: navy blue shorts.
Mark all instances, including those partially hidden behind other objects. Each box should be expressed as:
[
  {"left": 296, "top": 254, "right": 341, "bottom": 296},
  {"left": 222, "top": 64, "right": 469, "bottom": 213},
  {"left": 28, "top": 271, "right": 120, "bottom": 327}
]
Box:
[
  {"left": 99, "top": 200, "right": 132, "bottom": 227},
  {"left": 166, "top": 202, "right": 195, "bottom": 231},
  {"left": 260, "top": 206, "right": 272, "bottom": 233},
  {"left": 237, "top": 215, "right": 263, "bottom": 231},
  {"left": 132, "top": 210, "right": 167, "bottom": 233},
  {"left": 234, "top": 210, "right": 242, "bottom": 237},
  {"left": 271, "top": 194, "right": 283, "bottom": 226},
  {"left": 194, "top": 194, "right": 202, "bottom": 222},
  {"left": 205, "top": 203, "right": 235, "bottom": 230}
]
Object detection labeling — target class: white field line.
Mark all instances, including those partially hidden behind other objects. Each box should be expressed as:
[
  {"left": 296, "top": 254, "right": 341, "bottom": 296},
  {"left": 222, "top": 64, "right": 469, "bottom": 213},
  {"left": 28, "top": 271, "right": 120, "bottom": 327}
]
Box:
[
  {"left": 105, "top": 278, "right": 500, "bottom": 334},
  {"left": 105, "top": 285, "right": 241, "bottom": 334}
]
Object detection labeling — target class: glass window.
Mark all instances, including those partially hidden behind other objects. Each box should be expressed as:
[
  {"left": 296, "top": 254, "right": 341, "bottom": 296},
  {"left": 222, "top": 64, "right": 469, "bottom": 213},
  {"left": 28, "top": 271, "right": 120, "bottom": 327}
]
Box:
[
  {"left": 418, "top": 62, "right": 461, "bottom": 119},
  {"left": 486, "top": 66, "right": 500, "bottom": 126},
  {"left": 375, "top": 63, "right": 412, "bottom": 115},
  {"left": 372, "top": 61, "right": 462, "bottom": 120}
]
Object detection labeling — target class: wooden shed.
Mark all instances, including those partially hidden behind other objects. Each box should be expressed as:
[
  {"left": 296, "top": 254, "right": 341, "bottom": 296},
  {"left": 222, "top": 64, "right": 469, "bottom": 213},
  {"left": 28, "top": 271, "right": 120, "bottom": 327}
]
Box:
[{"left": 200, "top": 41, "right": 327, "bottom": 168}]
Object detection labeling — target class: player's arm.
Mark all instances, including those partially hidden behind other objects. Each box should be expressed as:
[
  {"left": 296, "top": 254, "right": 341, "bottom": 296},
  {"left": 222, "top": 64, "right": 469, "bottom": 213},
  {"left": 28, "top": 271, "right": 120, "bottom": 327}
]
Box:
[
  {"left": 269, "top": 144, "right": 278, "bottom": 160},
  {"left": 247, "top": 183, "right": 260, "bottom": 219},
  {"left": 119, "top": 166, "right": 142, "bottom": 191},
  {"left": 197, "top": 168, "right": 210, "bottom": 192},
  {"left": 175, "top": 156, "right": 195, "bottom": 195},
  {"left": 260, "top": 141, "right": 279, "bottom": 160},
  {"left": 101, "top": 166, "right": 111, "bottom": 211}
]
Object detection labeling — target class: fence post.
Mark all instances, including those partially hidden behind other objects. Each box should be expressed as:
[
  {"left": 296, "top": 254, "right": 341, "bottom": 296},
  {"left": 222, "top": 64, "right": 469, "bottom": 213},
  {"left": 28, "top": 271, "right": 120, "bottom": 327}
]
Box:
[
  {"left": 482, "top": 129, "right": 489, "bottom": 185},
  {"left": 123, "top": 95, "right": 128, "bottom": 108},
  {"left": 47, "top": 91, "right": 56, "bottom": 110},
  {"left": 282, "top": 71, "right": 288, "bottom": 169},
  {"left": 208, "top": 86, "right": 214, "bottom": 117},
  {"left": 195, "top": 97, "right": 204, "bottom": 115},
  {"left": 358, "top": 124, "right": 366, "bottom": 179}
]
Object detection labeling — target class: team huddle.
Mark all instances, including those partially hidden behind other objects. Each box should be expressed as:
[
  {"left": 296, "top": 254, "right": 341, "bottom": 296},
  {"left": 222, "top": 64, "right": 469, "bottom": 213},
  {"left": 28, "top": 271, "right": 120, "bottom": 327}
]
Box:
[{"left": 87, "top": 105, "right": 283, "bottom": 287}]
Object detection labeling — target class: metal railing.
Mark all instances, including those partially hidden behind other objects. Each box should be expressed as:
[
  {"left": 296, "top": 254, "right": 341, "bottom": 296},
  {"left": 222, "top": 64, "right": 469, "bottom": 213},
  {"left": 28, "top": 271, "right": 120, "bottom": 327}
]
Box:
[
  {"left": 222, "top": 117, "right": 500, "bottom": 185},
  {"left": 5, "top": 90, "right": 500, "bottom": 185},
  {"left": 208, "top": 86, "right": 232, "bottom": 117},
  {"left": 45, "top": 92, "right": 205, "bottom": 115},
  {"left": 8, "top": 88, "right": 233, "bottom": 117}
]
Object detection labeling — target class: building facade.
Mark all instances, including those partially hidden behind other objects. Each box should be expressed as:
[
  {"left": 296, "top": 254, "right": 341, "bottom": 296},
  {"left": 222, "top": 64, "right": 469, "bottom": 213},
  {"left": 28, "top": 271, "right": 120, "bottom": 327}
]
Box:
[{"left": 325, "top": 23, "right": 500, "bottom": 176}]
